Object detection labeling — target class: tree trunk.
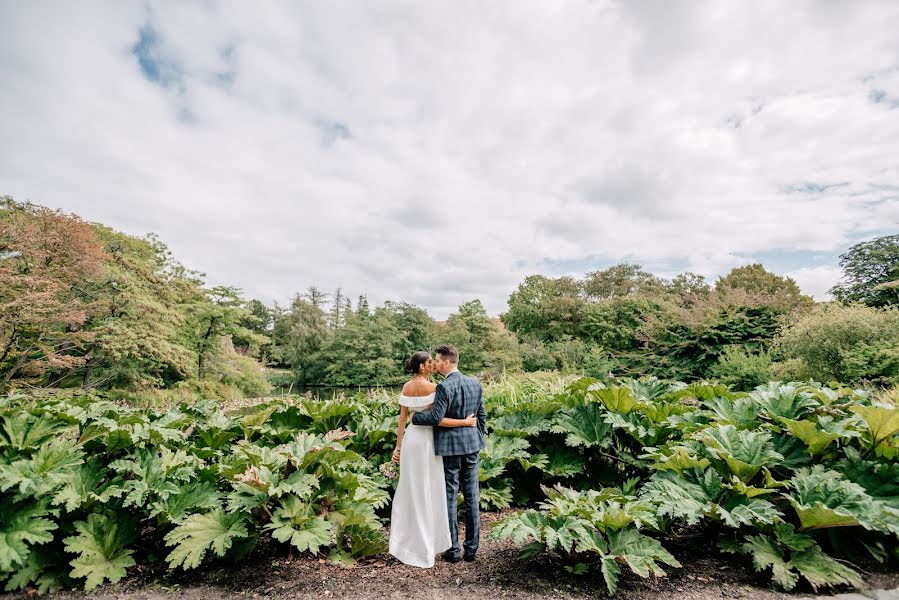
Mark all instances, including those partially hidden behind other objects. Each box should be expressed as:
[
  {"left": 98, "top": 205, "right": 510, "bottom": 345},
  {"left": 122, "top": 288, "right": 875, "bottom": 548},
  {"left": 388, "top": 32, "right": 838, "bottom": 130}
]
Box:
[
  {"left": 82, "top": 363, "right": 93, "bottom": 389},
  {"left": 197, "top": 316, "right": 219, "bottom": 382},
  {"left": 0, "top": 324, "right": 17, "bottom": 365},
  {"left": 2, "top": 348, "right": 30, "bottom": 385},
  {"left": 81, "top": 347, "right": 97, "bottom": 389}
]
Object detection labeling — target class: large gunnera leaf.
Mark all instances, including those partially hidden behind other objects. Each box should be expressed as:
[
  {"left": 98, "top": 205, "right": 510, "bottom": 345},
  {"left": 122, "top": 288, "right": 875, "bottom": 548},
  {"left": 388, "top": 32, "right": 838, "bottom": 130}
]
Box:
[
  {"left": 739, "top": 524, "right": 862, "bottom": 591},
  {"left": 787, "top": 465, "right": 893, "bottom": 532},
  {"left": 695, "top": 425, "right": 783, "bottom": 482},
  {"left": 550, "top": 404, "right": 613, "bottom": 449},
  {"left": 851, "top": 404, "right": 899, "bottom": 451},
  {"left": 164, "top": 509, "right": 250, "bottom": 569},
  {"left": 62, "top": 513, "right": 136, "bottom": 592}
]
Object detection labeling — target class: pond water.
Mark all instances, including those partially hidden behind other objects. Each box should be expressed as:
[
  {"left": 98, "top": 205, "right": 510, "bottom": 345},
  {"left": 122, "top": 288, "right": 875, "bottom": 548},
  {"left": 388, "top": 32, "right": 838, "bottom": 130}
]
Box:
[{"left": 272, "top": 384, "right": 402, "bottom": 399}]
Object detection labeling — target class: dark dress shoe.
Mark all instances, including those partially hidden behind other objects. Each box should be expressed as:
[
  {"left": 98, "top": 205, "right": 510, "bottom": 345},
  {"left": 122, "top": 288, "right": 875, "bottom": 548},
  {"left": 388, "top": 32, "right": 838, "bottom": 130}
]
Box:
[
  {"left": 463, "top": 554, "right": 476, "bottom": 562},
  {"left": 442, "top": 550, "right": 460, "bottom": 563}
]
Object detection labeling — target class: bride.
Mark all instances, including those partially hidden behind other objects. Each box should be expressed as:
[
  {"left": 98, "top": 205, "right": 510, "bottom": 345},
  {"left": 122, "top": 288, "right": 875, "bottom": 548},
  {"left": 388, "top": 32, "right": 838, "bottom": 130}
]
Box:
[{"left": 388, "top": 351, "right": 477, "bottom": 568}]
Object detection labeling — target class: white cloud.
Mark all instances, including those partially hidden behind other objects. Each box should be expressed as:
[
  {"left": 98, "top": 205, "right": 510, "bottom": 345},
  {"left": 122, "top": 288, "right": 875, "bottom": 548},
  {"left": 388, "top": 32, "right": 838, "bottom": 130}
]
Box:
[
  {"left": 786, "top": 266, "right": 844, "bottom": 301},
  {"left": 1, "top": 0, "right": 898, "bottom": 318}
]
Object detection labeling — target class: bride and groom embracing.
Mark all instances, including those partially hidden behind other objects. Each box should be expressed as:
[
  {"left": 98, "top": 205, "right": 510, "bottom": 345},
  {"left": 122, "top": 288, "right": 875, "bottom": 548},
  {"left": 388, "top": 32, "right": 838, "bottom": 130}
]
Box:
[{"left": 388, "top": 344, "right": 486, "bottom": 568}]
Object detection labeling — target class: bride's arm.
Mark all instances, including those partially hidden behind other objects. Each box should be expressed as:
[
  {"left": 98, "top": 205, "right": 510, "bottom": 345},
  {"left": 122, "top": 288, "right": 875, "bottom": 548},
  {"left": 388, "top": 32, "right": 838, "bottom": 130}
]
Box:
[{"left": 392, "top": 406, "right": 408, "bottom": 463}]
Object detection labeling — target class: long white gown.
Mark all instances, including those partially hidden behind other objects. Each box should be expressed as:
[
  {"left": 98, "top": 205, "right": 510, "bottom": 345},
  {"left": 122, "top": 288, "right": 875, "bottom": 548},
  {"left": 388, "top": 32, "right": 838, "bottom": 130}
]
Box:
[{"left": 388, "top": 393, "right": 452, "bottom": 568}]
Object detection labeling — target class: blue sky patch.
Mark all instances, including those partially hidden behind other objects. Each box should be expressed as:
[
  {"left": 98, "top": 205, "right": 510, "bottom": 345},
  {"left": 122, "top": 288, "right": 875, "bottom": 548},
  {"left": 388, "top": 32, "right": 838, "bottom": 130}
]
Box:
[{"left": 131, "top": 24, "right": 180, "bottom": 88}]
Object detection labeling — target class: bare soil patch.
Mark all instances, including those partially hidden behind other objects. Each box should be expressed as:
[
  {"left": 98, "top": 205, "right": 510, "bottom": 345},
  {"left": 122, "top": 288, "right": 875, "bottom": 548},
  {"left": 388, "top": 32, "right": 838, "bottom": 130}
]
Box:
[{"left": 6, "top": 513, "right": 897, "bottom": 600}]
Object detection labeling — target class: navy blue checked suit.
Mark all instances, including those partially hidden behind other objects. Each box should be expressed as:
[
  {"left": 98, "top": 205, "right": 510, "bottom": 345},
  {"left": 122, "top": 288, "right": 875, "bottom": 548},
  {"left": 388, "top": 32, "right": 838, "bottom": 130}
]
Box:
[{"left": 411, "top": 370, "right": 486, "bottom": 558}]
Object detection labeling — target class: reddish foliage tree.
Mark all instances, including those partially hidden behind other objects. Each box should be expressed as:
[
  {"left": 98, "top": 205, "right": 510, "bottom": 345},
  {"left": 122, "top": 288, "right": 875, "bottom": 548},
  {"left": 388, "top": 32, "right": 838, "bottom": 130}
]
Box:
[{"left": 0, "top": 197, "right": 108, "bottom": 387}]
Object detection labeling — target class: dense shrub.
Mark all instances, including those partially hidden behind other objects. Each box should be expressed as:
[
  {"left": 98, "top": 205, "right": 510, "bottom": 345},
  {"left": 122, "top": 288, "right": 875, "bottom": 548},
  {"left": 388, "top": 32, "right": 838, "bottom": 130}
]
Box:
[{"left": 775, "top": 303, "right": 899, "bottom": 385}]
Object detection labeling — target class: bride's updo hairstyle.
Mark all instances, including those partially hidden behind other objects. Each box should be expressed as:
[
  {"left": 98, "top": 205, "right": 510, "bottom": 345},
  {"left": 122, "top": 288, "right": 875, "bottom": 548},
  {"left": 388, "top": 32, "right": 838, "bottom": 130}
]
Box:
[{"left": 404, "top": 351, "right": 431, "bottom": 375}]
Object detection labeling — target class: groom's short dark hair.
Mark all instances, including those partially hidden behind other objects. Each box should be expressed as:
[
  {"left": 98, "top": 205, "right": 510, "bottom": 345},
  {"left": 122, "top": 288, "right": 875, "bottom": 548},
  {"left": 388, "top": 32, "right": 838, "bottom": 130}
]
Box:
[{"left": 435, "top": 344, "right": 459, "bottom": 364}]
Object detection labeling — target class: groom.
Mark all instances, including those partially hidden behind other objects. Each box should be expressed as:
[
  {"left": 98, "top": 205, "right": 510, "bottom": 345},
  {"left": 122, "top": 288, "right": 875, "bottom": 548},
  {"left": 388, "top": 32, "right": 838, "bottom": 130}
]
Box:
[{"left": 411, "top": 344, "right": 486, "bottom": 562}]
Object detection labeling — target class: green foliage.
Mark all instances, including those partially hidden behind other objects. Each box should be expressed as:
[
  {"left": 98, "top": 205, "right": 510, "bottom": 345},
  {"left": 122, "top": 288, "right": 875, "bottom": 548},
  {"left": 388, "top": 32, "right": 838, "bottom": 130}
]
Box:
[
  {"left": 831, "top": 234, "right": 899, "bottom": 307},
  {"left": 491, "top": 485, "right": 680, "bottom": 595},
  {"left": 716, "top": 264, "right": 811, "bottom": 311},
  {"left": 63, "top": 514, "right": 136, "bottom": 592},
  {"left": 0, "top": 391, "right": 389, "bottom": 592},
  {"left": 3, "top": 373, "right": 899, "bottom": 595},
  {"left": 775, "top": 303, "right": 899, "bottom": 385},
  {"left": 164, "top": 509, "right": 250, "bottom": 569},
  {"left": 734, "top": 524, "right": 863, "bottom": 591},
  {"left": 711, "top": 346, "right": 773, "bottom": 391}
]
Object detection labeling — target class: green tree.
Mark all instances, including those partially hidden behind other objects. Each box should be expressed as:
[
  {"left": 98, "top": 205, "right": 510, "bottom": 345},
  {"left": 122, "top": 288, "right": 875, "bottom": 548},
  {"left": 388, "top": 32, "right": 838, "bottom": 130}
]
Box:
[
  {"left": 187, "top": 286, "right": 266, "bottom": 382},
  {"left": 775, "top": 303, "right": 899, "bottom": 385},
  {"left": 830, "top": 234, "right": 899, "bottom": 307},
  {"left": 445, "top": 300, "right": 521, "bottom": 374},
  {"left": 76, "top": 225, "right": 198, "bottom": 389},
  {"left": 236, "top": 299, "right": 274, "bottom": 363},
  {"left": 271, "top": 295, "right": 329, "bottom": 383},
  {"left": 670, "top": 272, "right": 711, "bottom": 302},
  {"left": 319, "top": 307, "right": 402, "bottom": 385},
  {"left": 382, "top": 301, "right": 434, "bottom": 359},
  {"left": 502, "top": 275, "right": 586, "bottom": 342},
  {"left": 584, "top": 263, "right": 667, "bottom": 301},
  {"left": 328, "top": 288, "right": 345, "bottom": 329},
  {"left": 716, "top": 264, "right": 811, "bottom": 310}
]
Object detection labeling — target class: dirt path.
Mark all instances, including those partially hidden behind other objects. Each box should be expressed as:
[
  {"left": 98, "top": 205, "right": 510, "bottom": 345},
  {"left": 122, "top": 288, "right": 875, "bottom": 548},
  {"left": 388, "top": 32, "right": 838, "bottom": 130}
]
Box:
[{"left": 6, "top": 513, "right": 898, "bottom": 600}]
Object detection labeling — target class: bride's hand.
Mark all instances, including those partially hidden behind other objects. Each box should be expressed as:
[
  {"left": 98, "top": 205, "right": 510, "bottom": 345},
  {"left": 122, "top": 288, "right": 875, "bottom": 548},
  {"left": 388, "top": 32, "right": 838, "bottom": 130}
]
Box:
[
  {"left": 392, "top": 448, "right": 401, "bottom": 463},
  {"left": 463, "top": 413, "right": 476, "bottom": 427}
]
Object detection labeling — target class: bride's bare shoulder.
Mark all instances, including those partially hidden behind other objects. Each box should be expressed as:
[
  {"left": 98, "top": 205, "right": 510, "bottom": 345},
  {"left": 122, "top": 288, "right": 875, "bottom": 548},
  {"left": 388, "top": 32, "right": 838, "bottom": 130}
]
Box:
[{"left": 402, "top": 379, "right": 437, "bottom": 397}]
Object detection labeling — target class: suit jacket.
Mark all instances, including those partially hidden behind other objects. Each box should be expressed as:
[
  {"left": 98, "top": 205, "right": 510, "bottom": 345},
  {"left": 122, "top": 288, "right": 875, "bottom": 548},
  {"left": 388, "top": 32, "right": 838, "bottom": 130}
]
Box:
[{"left": 410, "top": 371, "right": 486, "bottom": 456}]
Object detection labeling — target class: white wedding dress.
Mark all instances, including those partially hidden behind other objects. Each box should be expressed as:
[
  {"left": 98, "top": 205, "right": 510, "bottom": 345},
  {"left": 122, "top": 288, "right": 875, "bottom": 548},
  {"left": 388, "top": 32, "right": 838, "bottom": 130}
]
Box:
[{"left": 388, "top": 393, "right": 452, "bottom": 567}]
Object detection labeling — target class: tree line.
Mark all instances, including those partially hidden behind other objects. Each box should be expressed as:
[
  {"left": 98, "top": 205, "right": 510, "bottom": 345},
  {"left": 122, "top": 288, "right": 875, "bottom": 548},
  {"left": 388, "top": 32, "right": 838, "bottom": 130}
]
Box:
[{"left": 2, "top": 196, "right": 897, "bottom": 399}]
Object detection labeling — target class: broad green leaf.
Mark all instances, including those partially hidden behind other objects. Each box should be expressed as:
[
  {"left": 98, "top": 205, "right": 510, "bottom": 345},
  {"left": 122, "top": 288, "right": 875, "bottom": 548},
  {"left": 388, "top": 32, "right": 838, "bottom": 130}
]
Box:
[
  {"left": 851, "top": 404, "right": 899, "bottom": 450},
  {"left": 646, "top": 445, "right": 710, "bottom": 475},
  {"left": 540, "top": 443, "right": 585, "bottom": 478},
  {"left": 607, "top": 528, "right": 680, "bottom": 579},
  {"left": 601, "top": 555, "right": 621, "bottom": 595},
  {"left": 151, "top": 481, "right": 222, "bottom": 523},
  {"left": 344, "top": 525, "right": 387, "bottom": 558},
  {"left": 594, "top": 387, "right": 641, "bottom": 415},
  {"left": 779, "top": 418, "right": 841, "bottom": 455},
  {"left": 714, "top": 497, "right": 782, "bottom": 527},
  {"left": 51, "top": 462, "right": 123, "bottom": 512},
  {"left": 518, "top": 541, "right": 546, "bottom": 560},
  {"left": 480, "top": 479, "right": 514, "bottom": 510},
  {"left": 788, "top": 466, "right": 880, "bottom": 531},
  {"left": 266, "top": 495, "right": 335, "bottom": 554},
  {"left": 479, "top": 436, "right": 531, "bottom": 481},
  {"left": 63, "top": 513, "right": 136, "bottom": 592},
  {"left": 491, "top": 412, "right": 550, "bottom": 437},
  {"left": 164, "top": 509, "right": 249, "bottom": 569},
  {"left": 640, "top": 471, "right": 719, "bottom": 525},
  {"left": 752, "top": 384, "right": 819, "bottom": 420},
  {"left": 741, "top": 534, "right": 798, "bottom": 590},
  {"left": 740, "top": 526, "right": 863, "bottom": 592},
  {"left": 788, "top": 547, "right": 864, "bottom": 591},
  {"left": 270, "top": 471, "right": 319, "bottom": 499},
  {"left": 550, "top": 404, "right": 613, "bottom": 448},
  {"left": 703, "top": 396, "right": 759, "bottom": 429},
  {"left": 0, "top": 501, "right": 57, "bottom": 571},
  {"left": 695, "top": 425, "right": 783, "bottom": 482},
  {"left": 489, "top": 510, "right": 546, "bottom": 544}
]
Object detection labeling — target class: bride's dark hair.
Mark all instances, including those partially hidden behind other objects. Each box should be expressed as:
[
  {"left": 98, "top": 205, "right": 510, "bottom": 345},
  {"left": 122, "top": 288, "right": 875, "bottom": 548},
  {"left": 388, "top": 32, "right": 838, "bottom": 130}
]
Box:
[{"left": 404, "top": 351, "right": 431, "bottom": 375}]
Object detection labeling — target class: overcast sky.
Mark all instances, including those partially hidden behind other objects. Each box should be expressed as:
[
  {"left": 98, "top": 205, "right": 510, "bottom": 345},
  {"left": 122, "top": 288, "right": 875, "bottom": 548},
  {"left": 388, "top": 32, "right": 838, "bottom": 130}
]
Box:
[{"left": 2, "top": 1, "right": 898, "bottom": 318}]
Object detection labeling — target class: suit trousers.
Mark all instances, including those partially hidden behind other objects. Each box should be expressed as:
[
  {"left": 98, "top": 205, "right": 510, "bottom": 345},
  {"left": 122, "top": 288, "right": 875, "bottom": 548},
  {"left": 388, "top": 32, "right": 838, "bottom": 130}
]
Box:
[{"left": 442, "top": 451, "right": 480, "bottom": 557}]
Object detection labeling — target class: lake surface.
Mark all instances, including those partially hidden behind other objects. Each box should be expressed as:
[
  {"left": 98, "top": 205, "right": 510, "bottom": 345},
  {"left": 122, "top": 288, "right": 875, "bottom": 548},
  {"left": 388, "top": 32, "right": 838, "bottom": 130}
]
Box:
[{"left": 272, "top": 384, "right": 402, "bottom": 399}]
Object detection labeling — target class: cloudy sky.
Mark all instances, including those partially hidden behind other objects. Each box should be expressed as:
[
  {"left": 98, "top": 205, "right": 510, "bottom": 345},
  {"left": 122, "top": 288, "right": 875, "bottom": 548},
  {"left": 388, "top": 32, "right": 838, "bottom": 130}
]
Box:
[{"left": 2, "top": 1, "right": 898, "bottom": 318}]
